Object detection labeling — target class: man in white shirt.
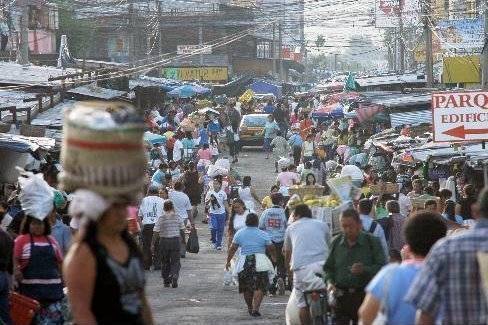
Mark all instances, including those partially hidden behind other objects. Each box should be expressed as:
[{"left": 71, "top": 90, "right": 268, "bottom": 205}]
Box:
[
  {"left": 205, "top": 176, "right": 230, "bottom": 250},
  {"left": 358, "top": 199, "right": 389, "bottom": 260},
  {"left": 172, "top": 134, "right": 184, "bottom": 164},
  {"left": 283, "top": 204, "right": 331, "bottom": 324},
  {"left": 169, "top": 181, "right": 194, "bottom": 257},
  {"left": 138, "top": 185, "right": 165, "bottom": 270}
]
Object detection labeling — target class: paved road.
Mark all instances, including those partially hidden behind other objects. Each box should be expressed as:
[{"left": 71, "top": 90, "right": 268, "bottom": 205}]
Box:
[{"left": 146, "top": 148, "right": 290, "bottom": 325}]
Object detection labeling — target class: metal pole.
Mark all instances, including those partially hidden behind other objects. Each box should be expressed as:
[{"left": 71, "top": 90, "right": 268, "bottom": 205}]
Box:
[
  {"left": 157, "top": 0, "right": 162, "bottom": 58},
  {"left": 199, "top": 18, "right": 203, "bottom": 66},
  {"left": 279, "top": 21, "right": 284, "bottom": 82},
  {"left": 482, "top": 0, "right": 488, "bottom": 89},
  {"left": 272, "top": 22, "right": 276, "bottom": 78},
  {"left": 17, "top": 1, "right": 29, "bottom": 64},
  {"left": 398, "top": 8, "right": 405, "bottom": 74},
  {"left": 424, "top": 0, "right": 434, "bottom": 87}
]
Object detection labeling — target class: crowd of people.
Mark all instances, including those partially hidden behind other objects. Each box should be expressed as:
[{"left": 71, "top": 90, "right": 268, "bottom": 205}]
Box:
[{"left": 0, "top": 94, "right": 487, "bottom": 325}]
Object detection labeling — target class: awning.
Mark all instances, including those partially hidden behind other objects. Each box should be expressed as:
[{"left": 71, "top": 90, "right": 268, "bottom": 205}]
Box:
[{"left": 390, "top": 110, "right": 432, "bottom": 127}]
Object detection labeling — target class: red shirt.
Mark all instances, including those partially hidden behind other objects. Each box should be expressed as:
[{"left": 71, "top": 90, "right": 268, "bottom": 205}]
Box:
[{"left": 14, "top": 234, "right": 63, "bottom": 270}]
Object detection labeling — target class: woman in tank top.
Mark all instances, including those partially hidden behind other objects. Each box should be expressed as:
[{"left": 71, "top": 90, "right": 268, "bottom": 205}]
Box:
[
  {"left": 238, "top": 176, "right": 261, "bottom": 213},
  {"left": 64, "top": 203, "right": 153, "bottom": 325}
]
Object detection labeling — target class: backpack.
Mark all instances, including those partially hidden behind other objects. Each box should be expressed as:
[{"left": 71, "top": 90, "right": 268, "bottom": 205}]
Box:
[{"left": 376, "top": 217, "right": 393, "bottom": 241}]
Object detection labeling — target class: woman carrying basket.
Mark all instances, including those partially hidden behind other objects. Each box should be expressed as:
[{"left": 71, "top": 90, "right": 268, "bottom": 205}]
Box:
[{"left": 13, "top": 171, "right": 65, "bottom": 324}]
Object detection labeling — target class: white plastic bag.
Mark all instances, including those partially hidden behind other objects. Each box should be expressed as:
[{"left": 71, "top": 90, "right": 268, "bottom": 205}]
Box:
[
  {"left": 215, "top": 158, "right": 230, "bottom": 171},
  {"left": 223, "top": 269, "right": 233, "bottom": 286},
  {"left": 17, "top": 169, "right": 54, "bottom": 220}
]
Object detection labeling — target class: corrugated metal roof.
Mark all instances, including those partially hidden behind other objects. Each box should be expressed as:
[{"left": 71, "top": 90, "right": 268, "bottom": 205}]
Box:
[
  {"left": 355, "top": 74, "right": 426, "bottom": 87},
  {"left": 370, "top": 93, "right": 431, "bottom": 108},
  {"left": 390, "top": 110, "right": 432, "bottom": 127}
]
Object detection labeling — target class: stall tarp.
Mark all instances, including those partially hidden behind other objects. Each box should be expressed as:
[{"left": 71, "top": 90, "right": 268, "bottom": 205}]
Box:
[
  {"left": 0, "top": 133, "right": 55, "bottom": 154},
  {"left": 355, "top": 103, "right": 384, "bottom": 123},
  {"left": 312, "top": 105, "right": 344, "bottom": 118},
  {"left": 168, "top": 85, "right": 210, "bottom": 98},
  {"left": 249, "top": 80, "right": 282, "bottom": 98}
]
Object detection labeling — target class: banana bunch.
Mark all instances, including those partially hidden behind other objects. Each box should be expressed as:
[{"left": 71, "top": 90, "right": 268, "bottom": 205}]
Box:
[{"left": 303, "top": 195, "right": 341, "bottom": 208}]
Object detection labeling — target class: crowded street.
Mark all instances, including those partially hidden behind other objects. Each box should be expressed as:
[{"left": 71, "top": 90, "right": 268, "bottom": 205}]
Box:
[
  {"left": 145, "top": 150, "right": 289, "bottom": 324},
  {"left": 1, "top": 0, "right": 488, "bottom": 324}
]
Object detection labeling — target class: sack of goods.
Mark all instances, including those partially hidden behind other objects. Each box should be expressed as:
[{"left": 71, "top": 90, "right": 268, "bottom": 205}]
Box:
[
  {"left": 58, "top": 101, "right": 147, "bottom": 203},
  {"left": 180, "top": 118, "right": 196, "bottom": 132}
]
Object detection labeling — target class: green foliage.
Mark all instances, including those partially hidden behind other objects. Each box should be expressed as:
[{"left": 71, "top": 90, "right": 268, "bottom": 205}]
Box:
[{"left": 53, "top": 0, "right": 94, "bottom": 57}]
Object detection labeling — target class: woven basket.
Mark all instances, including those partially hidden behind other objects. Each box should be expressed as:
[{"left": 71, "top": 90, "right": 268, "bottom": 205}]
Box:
[
  {"left": 288, "top": 185, "right": 325, "bottom": 198},
  {"left": 370, "top": 183, "right": 399, "bottom": 195},
  {"left": 58, "top": 102, "right": 147, "bottom": 203},
  {"left": 20, "top": 124, "right": 46, "bottom": 137}
]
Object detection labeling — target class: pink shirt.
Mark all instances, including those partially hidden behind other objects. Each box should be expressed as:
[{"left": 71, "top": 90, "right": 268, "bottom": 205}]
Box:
[
  {"left": 197, "top": 148, "right": 212, "bottom": 161},
  {"left": 276, "top": 171, "right": 300, "bottom": 187}
]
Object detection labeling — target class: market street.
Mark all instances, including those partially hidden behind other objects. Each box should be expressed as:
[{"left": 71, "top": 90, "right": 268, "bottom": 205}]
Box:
[{"left": 146, "top": 149, "right": 289, "bottom": 325}]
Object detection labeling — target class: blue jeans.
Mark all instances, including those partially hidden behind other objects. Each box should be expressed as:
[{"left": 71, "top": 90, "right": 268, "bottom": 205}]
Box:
[
  {"left": 0, "top": 271, "right": 11, "bottom": 325},
  {"left": 209, "top": 212, "right": 227, "bottom": 248}
]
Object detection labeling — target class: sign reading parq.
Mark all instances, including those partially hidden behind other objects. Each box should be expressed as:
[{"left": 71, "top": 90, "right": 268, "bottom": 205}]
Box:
[{"left": 432, "top": 90, "right": 488, "bottom": 142}]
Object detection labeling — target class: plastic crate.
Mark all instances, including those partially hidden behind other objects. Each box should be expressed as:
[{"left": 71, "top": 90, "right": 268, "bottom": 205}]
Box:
[{"left": 9, "top": 291, "right": 40, "bottom": 325}]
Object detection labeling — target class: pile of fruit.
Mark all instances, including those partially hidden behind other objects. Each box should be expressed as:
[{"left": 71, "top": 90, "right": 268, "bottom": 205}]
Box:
[{"left": 303, "top": 195, "right": 342, "bottom": 208}]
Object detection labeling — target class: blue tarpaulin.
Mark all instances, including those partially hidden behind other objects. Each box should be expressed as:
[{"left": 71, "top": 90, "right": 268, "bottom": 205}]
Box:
[{"left": 248, "top": 80, "right": 282, "bottom": 98}]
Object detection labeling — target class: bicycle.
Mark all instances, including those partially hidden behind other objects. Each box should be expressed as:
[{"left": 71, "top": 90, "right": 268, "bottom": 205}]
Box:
[{"left": 303, "top": 288, "right": 331, "bottom": 325}]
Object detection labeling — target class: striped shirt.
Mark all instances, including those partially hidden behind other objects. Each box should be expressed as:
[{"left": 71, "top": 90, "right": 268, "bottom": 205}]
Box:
[
  {"left": 405, "top": 219, "right": 488, "bottom": 324},
  {"left": 153, "top": 212, "right": 185, "bottom": 238},
  {"left": 14, "top": 234, "right": 63, "bottom": 270}
]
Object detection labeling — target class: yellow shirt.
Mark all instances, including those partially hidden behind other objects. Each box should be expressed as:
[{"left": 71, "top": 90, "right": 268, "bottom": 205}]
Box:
[{"left": 261, "top": 196, "right": 273, "bottom": 209}]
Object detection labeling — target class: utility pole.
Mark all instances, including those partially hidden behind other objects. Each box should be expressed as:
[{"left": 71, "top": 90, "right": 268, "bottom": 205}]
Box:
[
  {"left": 398, "top": 8, "right": 405, "bottom": 74},
  {"left": 334, "top": 53, "right": 338, "bottom": 71},
  {"left": 128, "top": 0, "right": 135, "bottom": 64},
  {"left": 157, "top": 0, "right": 162, "bottom": 59},
  {"left": 482, "top": 0, "right": 488, "bottom": 89},
  {"left": 16, "top": 1, "right": 29, "bottom": 65},
  {"left": 272, "top": 22, "right": 276, "bottom": 79},
  {"left": 198, "top": 17, "right": 203, "bottom": 66},
  {"left": 424, "top": 0, "right": 434, "bottom": 87},
  {"left": 278, "top": 21, "right": 284, "bottom": 82}
]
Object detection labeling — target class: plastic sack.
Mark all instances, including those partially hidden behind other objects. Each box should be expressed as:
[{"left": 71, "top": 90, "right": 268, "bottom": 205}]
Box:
[
  {"left": 180, "top": 118, "right": 196, "bottom": 132},
  {"left": 207, "top": 165, "right": 228, "bottom": 177},
  {"left": 278, "top": 157, "right": 291, "bottom": 169},
  {"left": 223, "top": 269, "right": 233, "bottom": 286},
  {"left": 215, "top": 158, "right": 230, "bottom": 171},
  {"left": 17, "top": 170, "right": 54, "bottom": 221},
  {"left": 186, "top": 231, "right": 199, "bottom": 254}
]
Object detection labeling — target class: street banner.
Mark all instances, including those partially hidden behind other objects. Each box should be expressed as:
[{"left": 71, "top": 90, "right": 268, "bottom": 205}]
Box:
[
  {"left": 161, "top": 67, "right": 228, "bottom": 82},
  {"left": 437, "top": 19, "right": 484, "bottom": 50},
  {"left": 432, "top": 90, "right": 488, "bottom": 142}
]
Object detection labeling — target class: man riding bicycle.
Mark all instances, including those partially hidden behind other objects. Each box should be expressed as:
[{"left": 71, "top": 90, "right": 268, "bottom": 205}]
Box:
[{"left": 283, "top": 204, "right": 332, "bottom": 324}]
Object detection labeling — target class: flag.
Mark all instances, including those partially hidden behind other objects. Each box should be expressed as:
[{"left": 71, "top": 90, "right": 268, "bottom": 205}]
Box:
[{"left": 344, "top": 72, "right": 357, "bottom": 92}]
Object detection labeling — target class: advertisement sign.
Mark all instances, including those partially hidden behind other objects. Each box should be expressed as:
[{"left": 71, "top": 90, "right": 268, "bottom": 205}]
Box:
[
  {"left": 438, "top": 18, "right": 483, "bottom": 50},
  {"left": 432, "top": 90, "right": 488, "bottom": 142},
  {"left": 161, "top": 67, "right": 228, "bottom": 82},
  {"left": 375, "top": 0, "right": 420, "bottom": 28},
  {"left": 176, "top": 45, "right": 212, "bottom": 55}
]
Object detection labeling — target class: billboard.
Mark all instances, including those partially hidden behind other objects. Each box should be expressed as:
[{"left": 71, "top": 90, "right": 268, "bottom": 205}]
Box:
[
  {"left": 375, "top": 0, "right": 420, "bottom": 28},
  {"left": 161, "top": 67, "right": 228, "bottom": 82},
  {"left": 176, "top": 45, "right": 212, "bottom": 55},
  {"left": 437, "top": 19, "right": 484, "bottom": 50}
]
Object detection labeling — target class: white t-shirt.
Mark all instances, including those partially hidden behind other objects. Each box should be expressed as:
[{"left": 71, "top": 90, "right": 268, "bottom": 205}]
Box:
[
  {"left": 173, "top": 139, "right": 183, "bottom": 161},
  {"left": 138, "top": 196, "right": 165, "bottom": 225},
  {"left": 205, "top": 189, "right": 227, "bottom": 215},
  {"left": 1, "top": 213, "right": 12, "bottom": 231},
  {"left": 169, "top": 190, "right": 192, "bottom": 221},
  {"left": 398, "top": 193, "right": 413, "bottom": 217},
  {"left": 233, "top": 210, "right": 250, "bottom": 232}
]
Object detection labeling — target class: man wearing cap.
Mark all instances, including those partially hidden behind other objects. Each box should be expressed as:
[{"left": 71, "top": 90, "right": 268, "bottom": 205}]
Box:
[
  {"left": 138, "top": 185, "right": 165, "bottom": 270},
  {"left": 259, "top": 193, "right": 287, "bottom": 295},
  {"left": 288, "top": 128, "right": 303, "bottom": 166}
]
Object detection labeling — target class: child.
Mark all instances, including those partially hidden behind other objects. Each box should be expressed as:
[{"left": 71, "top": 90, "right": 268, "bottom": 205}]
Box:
[
  {"left": 301, "top": 161, "right": 313, "bottom": 184},
  {"left": 305, "top": 173, "right": 316, "bottom": 186},
  {"left": 261, "top": 185, "right": 279, "bottom": 209}
]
